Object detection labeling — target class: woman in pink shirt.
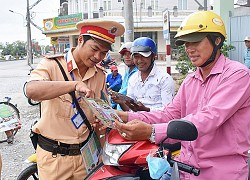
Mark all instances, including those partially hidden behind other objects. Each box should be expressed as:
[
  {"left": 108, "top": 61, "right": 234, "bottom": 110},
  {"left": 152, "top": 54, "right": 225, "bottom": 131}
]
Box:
[{"left": 114, "top": 11, "right": 250, "bottom": 179}]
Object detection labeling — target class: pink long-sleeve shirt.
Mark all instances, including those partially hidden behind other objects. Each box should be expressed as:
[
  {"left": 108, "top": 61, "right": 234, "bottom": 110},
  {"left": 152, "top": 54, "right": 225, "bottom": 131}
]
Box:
[{"left": 128, "top": 54, "right": 250, "bottom": 179}]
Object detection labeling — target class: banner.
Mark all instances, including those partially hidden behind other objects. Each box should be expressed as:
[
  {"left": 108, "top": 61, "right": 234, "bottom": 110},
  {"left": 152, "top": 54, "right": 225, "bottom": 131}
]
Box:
[{"left": 43, "top": 13, "right": 82, "bottom": 31}]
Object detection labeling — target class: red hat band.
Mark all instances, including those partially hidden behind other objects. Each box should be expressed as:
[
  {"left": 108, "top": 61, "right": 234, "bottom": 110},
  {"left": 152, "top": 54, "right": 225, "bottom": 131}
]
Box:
[{"left": 80, "top": 25, "right": 115, "bottom": 43}]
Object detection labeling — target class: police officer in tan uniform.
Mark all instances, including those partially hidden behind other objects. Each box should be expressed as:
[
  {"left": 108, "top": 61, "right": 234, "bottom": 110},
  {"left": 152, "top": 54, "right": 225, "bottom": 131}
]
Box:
[{"left": 26, "top": 19, "right": 124, "bottom": 179}]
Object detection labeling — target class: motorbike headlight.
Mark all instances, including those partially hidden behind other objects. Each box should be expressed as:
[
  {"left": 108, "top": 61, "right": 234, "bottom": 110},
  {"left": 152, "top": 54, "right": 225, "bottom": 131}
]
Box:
[{"left": 102, "top": 141, "right": 132, "bottom": 166}]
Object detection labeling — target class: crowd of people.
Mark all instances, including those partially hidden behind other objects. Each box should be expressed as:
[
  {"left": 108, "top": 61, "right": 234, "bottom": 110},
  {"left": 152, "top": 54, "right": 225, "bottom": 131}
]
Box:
[{"left": 1, "top": 10, "right": 250, "bottom": 180}]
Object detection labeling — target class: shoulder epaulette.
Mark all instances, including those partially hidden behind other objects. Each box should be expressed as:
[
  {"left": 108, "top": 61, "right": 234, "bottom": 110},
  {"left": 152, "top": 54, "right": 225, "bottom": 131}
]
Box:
[{"left": 45, "top": 54, "right": 64, "bottom": 59}]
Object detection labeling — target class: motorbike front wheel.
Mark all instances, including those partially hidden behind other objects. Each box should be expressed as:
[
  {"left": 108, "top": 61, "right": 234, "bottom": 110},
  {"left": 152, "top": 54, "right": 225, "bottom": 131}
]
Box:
[{"left": 17, "top": 163, "right": 38, "bottom": 180}]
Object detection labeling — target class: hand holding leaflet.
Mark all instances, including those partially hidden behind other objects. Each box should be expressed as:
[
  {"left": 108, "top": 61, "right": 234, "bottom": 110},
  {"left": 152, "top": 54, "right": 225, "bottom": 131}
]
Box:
[
  {"left": 83, "top": 97, "right": 124, "bottom": 128},
  {"left": 109, "top": 90, "right": 150, "bottom": 112}
]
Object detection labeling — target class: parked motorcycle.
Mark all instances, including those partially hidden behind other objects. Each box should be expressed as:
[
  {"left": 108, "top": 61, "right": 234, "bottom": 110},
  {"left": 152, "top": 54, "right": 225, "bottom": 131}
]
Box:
[
  {"left": 85, "top": 119, "right": 200, "bottom": 180},
  {"left": 99, "top": 57, "right": 117, "bottom": 69}
]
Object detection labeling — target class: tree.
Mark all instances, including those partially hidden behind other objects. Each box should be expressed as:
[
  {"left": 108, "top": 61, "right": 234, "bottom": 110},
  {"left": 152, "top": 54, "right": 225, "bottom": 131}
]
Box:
[
  {"left": 1, "top": 41, "right": 26, "bottom": 59},
  {"left": 175, "top": 43, "right": 235, "bottom": 76},
  {"left": 1, "top": 43, "right": 14, "bottom": 56},
  {"left": 13, "top": 41, "right": 26, "bottom": 58},
  {"left": 0, "top": 43, "right": 4, "bottom": 49}
]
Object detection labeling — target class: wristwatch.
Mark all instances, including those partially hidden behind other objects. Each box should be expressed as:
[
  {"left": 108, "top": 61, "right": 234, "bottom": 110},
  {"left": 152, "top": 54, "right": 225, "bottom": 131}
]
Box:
[{"left": 148, "top": 125, "right": 156, "bottom": 143}]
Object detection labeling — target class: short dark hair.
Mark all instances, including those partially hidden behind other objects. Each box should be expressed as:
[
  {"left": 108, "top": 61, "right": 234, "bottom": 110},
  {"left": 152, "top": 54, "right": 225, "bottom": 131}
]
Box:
[
  {"left": 83, "top": 35, "right": 112, "bottom": 50},
  {"left": 82, "top": 35, "right": 92, "bottom": 44}
]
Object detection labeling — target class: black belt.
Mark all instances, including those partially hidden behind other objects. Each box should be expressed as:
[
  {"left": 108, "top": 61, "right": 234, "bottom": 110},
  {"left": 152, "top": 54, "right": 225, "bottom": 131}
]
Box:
[{"left": 38, "top": 134, "right": 90, "bottom": 156}]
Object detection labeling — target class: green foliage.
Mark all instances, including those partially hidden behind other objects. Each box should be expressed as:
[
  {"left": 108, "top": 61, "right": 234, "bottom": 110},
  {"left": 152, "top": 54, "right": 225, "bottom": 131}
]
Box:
[
  {"left": 175, "top": 43, "right": 235, "bottom": 76},
  {"left": 175, "top": 45, "right": 196, "bottom": 75},
  {"left": 220, "top": 43, "right": 235, "bottom": 57},
  {"left": 1, "top": 41, "right": 26, "bottom": 59},
  {"left": 0, "top": 40, "right": 45, "bottom": 59}
]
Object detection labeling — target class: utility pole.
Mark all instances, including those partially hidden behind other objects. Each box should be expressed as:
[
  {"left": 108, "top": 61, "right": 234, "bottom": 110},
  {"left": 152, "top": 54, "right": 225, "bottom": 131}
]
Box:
[
  {"left": 124, "top": 0, "right": 134, "bottom": 42},
  {"left": 26, "top": 0, "right": 43, "bottom": 65},
  {"left": 204, "top": 0, "right": 208, "bottom": 10},
  {"left": 27, "top": 0, "right": 33, "bottom": 65}
]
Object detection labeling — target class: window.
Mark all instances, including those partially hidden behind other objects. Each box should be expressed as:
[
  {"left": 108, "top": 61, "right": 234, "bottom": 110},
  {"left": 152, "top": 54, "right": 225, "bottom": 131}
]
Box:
[
  {"left": 108, "top": 1, "right": 111, "bottom": 10},
  {"left": 83, "top": 13, "right": 88, "bottom": 19},
  {"left": 178, "top": 0, "right": 187, "bottom": 10},
  {"left": 93, "top": 12, "right": 99, "bottom": 18},
  {"left": 83, "top": 0, "right": 88, "bottom": 12},
  {"left": 150, "top": 0, "right": 158, "bottom": 10},
  {"left": 93, "top": 0, "right": 98, "bottom": 11},
  {"left": 104, "top": 0, "right": 111, "bottom": 11},
  {"left": 104, "top": 1, "right": 107, "bottom": 10},
  {"left": 141, "top": 0, "right": 145, "bottom": 9}
]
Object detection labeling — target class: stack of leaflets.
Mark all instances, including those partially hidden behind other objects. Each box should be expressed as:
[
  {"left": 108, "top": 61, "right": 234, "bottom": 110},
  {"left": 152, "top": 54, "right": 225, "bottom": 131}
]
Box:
[
  {"left": 83, "top": 97, "right": 124, "bottom": 128},
  {"left": 80, "top": 132, "right": 102, "bottom": 174},
  {"left": 0, "top": 104, "right": 19, "bottom": 132}
]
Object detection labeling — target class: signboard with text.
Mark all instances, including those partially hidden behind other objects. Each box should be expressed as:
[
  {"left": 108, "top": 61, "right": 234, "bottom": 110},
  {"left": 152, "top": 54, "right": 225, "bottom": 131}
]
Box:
[
  {"left": 43, "top": 13, "right": 82, "bottom": 31},
  {"left": 163, "top": 10, "right": 170, "bottom": 40},
  {"left": 58, "top": 37, "right": 69, "bottom": 44}
]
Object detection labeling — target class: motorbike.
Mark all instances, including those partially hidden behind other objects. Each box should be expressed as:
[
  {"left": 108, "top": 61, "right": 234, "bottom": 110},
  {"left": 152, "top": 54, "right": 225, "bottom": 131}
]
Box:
[
  {"left": 86, "top": 119, "right": 200, "bottom": 180},
  {"left": 17, "top": 153, "right": 38, "bottom": 180},
  {"left": 99, "top": 57, "right": 117, "bottom": 69},
  {"left": 17, "top": 120, "right": 38, "bottom": 180}
]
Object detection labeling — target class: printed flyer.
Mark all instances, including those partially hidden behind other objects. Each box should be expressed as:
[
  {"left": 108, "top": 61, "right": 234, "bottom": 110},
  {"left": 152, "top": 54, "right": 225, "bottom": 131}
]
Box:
[
  {"left": 0, "top": 104, "right": 19, "bottom": 132},
  {"left": 80, "top": 132, "right": 102, "bottom": 174},
  {"left": 83, "top": 98, "right": 123, "bottom": 128}
]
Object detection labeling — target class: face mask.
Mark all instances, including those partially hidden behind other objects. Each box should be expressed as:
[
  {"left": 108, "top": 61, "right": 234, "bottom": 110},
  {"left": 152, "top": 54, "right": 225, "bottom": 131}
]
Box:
[{"left": 146, "top": 153, "right": 170, "bottom": 179}]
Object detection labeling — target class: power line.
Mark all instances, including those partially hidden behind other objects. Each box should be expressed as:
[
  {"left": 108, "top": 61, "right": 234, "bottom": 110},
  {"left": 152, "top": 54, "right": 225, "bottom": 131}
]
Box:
[{"left": 27, "top": 0, "right": 43, "bottom": 65}]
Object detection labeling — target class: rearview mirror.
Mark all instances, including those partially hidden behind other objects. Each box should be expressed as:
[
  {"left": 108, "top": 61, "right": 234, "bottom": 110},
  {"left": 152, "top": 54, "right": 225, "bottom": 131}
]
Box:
[{"left": 167, "top": 119, "right": 198, "bottom": 141}]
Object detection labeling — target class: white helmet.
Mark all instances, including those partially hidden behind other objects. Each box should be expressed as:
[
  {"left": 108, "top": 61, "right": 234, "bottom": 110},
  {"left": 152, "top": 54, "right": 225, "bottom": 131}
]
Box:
[
  {"left": 244, "top": 36, "right": 250, "bottom": 42},
  {"left": 119, "top": 42, "right": 133, "bottom": 55}
]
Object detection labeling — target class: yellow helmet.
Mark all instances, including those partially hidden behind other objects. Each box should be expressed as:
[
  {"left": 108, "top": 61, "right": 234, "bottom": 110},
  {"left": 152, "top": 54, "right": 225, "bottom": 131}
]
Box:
[{"left": 175, "top": 11, "right": 226, "bottom": 39}]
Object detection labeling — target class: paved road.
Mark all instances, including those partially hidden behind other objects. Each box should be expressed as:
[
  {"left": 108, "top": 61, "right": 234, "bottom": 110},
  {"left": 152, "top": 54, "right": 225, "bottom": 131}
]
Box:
[{"left": 0, "top": 60, "right": 40, "bottom": 179}]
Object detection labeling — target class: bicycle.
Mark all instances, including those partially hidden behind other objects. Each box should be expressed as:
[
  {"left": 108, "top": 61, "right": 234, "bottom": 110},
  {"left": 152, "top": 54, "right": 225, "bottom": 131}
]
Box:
[
  {"left": 0, "top": 97, "right": 20, "bottom": 143},
  {"left": 23, "top": 82, "right": 40, "bottom": 106}
]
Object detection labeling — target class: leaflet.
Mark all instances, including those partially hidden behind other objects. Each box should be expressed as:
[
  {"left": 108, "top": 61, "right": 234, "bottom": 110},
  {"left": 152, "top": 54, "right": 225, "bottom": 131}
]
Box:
[
  {"left": 80, "top": 132, "right": 102, "bottom": 174},
  {"left": 83, "top": 97, "right": 123, "bottom": 128},
  {"left": 0, "top": 104, "right": 19, "bottom": 132}
]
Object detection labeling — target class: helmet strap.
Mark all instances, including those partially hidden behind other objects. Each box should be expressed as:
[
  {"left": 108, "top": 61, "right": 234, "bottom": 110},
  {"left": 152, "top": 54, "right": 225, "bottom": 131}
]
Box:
[
  {"left": 146, "top": 54, "right": 155, "bottom": 72},
  {"left": 199, "top": 34, "right": 223, "bottom": 68}
]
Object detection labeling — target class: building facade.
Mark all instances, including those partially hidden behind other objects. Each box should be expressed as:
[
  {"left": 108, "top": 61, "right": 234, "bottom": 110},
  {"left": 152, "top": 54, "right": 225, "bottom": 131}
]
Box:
[{"left": 43, "top": 0, "right": 209, "bottom": 56}]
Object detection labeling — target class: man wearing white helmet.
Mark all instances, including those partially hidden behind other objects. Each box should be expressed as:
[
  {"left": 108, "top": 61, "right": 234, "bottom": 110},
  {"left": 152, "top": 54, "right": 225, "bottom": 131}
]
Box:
[
  {"left": 244, "top": 36, "right": 250, "bottom": 68},
  {"left": 114, "top": 11, "right": 250, "bottom": 179},
  {"left": 111, "top": 42, "right": 138, "bottom": 110},
  {"left": 118, "top": 42, "right": 138, "bottom": 96}
]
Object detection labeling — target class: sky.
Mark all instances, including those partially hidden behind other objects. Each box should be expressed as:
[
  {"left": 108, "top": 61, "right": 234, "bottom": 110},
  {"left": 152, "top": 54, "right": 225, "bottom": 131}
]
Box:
[
  {"left": 0, "top": 0, "right": 240, "bottom": 46},
  {"left": 0, "top": 0, "right": 59, "bottom": 45}
]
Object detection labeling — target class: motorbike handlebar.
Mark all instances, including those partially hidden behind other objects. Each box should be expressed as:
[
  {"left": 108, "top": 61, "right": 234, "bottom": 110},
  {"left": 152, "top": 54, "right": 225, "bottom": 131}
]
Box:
[{"left": 168, "top": 159, "right": 200, "bottom": 176}]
